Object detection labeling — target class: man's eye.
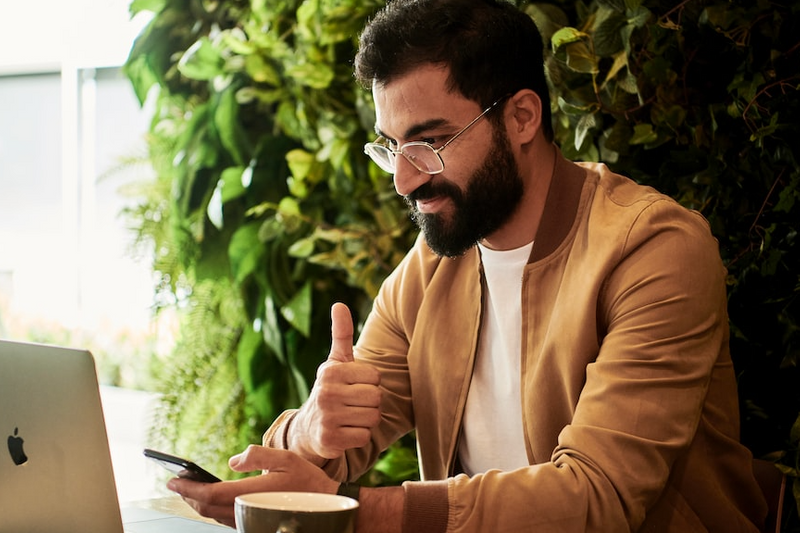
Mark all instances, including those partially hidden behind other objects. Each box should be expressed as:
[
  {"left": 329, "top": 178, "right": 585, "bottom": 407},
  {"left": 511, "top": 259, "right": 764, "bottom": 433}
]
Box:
[{"left": 420, "top": 138, "right": 437, "bottom": 145}]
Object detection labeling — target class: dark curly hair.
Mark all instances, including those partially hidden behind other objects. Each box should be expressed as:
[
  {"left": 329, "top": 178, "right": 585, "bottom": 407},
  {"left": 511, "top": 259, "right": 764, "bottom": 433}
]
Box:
[{"left": 354, "top": 0, "right": 553, "bottom": 141}]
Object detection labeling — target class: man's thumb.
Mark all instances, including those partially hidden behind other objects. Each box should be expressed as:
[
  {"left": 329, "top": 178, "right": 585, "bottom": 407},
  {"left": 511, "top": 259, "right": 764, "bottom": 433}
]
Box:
[{"left": 328, "top": 302, "right": 355, "bottom": 363}]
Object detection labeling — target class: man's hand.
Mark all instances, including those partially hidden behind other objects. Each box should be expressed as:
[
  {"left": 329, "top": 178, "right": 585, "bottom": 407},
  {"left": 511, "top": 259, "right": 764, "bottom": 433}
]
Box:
[
  {"left": 167, "top": 446, "right": 339, "bottom": 527},
  {"left": 290, "top": 302, "right": 382, "bottom": 463},
  {"left": 168, "top": 446, "right": 404, "bottom": 533}
]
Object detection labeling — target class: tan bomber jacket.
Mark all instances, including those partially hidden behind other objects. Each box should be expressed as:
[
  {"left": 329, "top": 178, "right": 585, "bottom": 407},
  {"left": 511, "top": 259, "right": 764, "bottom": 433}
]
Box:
[{"left": 265, "top": 152, "right": 767, "bottom": 532}]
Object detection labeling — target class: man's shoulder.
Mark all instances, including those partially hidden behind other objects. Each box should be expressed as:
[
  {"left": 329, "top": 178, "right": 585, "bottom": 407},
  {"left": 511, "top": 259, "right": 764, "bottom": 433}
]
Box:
[
  {"left": 573, "top": 162, "right": 717, "bottom": 258},
  {"left": 576, "top": 161, "right": 667, "bottom": 206},
  {"left": 576, "top": 161, "right": 706, "bottom": 225}
]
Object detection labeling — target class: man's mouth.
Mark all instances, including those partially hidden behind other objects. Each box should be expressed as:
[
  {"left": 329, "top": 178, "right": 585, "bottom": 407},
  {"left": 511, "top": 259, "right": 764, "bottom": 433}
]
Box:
[
  {"left": 406, "top": 183, "right": 457, "bottom": 215},
  {"left": 414, "top": 195, "right": 448, "bottom": 214}
]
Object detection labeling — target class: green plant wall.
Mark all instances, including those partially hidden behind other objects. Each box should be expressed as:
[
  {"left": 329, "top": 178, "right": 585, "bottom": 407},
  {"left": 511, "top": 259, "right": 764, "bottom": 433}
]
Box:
[
  {"left": 124, "top": 0, "right": 417, "bottom": 482},
  {"left": 124, "top": 0, "right": 799, "bottom": 522}
]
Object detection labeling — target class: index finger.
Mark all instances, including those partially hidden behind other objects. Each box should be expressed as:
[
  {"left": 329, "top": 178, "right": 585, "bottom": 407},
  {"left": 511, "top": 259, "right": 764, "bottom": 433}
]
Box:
[
  {"left": 168, "top": 475, "right": 280, "bottom": 504},
  {"left": 167, "top": 476, "right": 277, "bottom": 527}
]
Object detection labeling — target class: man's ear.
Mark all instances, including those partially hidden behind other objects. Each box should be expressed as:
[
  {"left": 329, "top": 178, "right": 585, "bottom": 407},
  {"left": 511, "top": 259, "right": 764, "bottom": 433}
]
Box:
[{"left": 507, "top": 89, "right": 542, "bottom": 144}]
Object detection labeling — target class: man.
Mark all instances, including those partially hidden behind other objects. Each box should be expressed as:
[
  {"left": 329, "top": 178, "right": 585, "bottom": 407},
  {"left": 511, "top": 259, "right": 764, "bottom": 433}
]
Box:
[{"left": 168, "top": 0, "right": 767, "bottom": 531}]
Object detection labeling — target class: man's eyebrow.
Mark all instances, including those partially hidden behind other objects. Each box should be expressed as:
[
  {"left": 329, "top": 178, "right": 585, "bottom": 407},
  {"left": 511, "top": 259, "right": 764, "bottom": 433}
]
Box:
[{"left": 375, "top": 118, "right": 451, "bottom": 142}]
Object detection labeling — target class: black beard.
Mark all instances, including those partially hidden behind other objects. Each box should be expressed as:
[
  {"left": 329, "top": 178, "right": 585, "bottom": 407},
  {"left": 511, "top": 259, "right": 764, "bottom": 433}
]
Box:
[{"left": 405, "top": 126, "right": 524, "bottom": 257}]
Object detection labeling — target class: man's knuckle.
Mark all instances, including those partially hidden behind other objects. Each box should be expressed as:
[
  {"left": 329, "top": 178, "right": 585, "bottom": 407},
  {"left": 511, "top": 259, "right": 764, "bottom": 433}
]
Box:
[{"left": 369, "top": 387, "right": 383, "bottom": 405}]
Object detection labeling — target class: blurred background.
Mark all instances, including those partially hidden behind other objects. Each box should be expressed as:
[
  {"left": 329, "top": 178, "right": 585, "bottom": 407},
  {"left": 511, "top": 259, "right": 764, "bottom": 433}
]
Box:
[{"left": 0, "top": 0, "right": 166, "bottom": 502}]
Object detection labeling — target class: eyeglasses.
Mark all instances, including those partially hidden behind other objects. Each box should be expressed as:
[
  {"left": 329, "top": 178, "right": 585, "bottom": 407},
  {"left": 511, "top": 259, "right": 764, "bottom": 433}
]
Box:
[{"left": 364, "top": 95, "right": 509, "bottom": 175}]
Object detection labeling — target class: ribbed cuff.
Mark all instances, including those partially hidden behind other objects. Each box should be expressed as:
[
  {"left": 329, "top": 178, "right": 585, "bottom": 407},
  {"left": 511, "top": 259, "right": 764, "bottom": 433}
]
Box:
[{"left": 402, "top": 480, "right": 449, "bottom": 533}]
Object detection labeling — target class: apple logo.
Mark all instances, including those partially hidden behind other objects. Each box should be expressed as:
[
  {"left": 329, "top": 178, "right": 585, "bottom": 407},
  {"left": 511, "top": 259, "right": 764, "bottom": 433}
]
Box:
[{"left": 7, "top": 427, "right": 28, "bottom": 466}]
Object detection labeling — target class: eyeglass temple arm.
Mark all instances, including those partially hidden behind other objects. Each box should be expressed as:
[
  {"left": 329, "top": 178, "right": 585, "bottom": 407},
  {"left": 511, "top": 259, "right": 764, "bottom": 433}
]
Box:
[{"left": 437, "top": 94, "right": 510, "bottom": 152}]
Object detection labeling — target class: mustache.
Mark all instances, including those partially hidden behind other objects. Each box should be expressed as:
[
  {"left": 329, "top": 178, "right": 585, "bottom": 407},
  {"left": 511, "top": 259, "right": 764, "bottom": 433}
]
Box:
[{"left": 405, "top": 181, "right": 463, "bottom": 206}]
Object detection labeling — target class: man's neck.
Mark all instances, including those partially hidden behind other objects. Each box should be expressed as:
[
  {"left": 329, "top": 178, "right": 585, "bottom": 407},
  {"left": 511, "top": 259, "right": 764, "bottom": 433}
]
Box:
[{"left": 480, "top": 141, "right": 556, "bottom": 251}]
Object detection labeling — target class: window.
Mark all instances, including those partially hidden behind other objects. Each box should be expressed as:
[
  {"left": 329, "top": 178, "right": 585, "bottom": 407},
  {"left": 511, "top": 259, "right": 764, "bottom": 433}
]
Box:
[{"left": 0, "top": 1, "right": 165, "bottom": 502}]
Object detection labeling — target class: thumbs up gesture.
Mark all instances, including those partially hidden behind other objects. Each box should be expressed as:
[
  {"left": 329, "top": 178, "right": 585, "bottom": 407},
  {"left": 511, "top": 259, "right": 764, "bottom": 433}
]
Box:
[{"left": 290, "top": 303, "right": 382, "bottom": 463}]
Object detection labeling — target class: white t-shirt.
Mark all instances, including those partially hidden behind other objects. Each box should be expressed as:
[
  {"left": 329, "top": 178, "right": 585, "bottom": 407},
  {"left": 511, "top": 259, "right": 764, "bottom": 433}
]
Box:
[{"left": 457, "top": 240, "right": 533, "bottom": 475}]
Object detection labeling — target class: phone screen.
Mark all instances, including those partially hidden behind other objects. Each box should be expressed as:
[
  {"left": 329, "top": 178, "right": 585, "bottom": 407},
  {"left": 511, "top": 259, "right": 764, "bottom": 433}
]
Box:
[{"left": 143, "top": 448, "right": 222, "bottom": 483}]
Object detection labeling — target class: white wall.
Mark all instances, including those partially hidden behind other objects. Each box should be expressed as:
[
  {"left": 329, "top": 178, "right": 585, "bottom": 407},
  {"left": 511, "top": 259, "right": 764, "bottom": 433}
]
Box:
[
  {"left": 0, "top": 1, "right": 172, "bottom": 502},
  {"left": 0, "top": 1, "right": 161, "bottom": 348},
  {"left": 0, "top": 0, "right": 149, "bottom": 72}
]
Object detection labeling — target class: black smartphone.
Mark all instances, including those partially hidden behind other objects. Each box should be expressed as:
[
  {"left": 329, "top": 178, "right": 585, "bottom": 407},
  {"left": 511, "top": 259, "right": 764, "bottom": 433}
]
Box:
[{"left": 143, "top": 448, "right": 222, "bottom": 483}]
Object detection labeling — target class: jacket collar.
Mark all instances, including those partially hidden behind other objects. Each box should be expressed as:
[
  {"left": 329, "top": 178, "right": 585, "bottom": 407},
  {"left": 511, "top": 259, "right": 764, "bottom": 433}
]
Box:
[{"left": 530, "top": 149, "right": 587, "bottom": 263}]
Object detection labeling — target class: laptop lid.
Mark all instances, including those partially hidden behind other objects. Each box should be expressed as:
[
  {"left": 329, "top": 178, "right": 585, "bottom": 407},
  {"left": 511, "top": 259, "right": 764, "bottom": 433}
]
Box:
[
  {"left": 0, "top": 339, "right": 230, "bottom": 533},
  {"left": 0, "top": 339, "right": 124, "bottom": 533}
]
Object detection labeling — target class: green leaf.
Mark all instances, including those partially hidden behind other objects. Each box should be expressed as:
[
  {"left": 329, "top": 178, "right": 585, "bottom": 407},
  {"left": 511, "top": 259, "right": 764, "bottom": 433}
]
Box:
[
  {"left": 372, "top": 442, "right": 420, "bottom": 483},
  {"left": 124, "top": 11, "right": 182, "bottom": 105},
  {"left": 278, "top": 197, "right": 301, "bottom": 217},
  {"left": 281, "top": 282, "right": 312, "bottom": 337},
  {"left": 597, "top": 0, "right": 625, "bottom": 12},
  {"left": 263, "top": 295, "right": 285, "bottom": 364},
  {"left": 602, "top": 121, "right": 632, "bottom": 153},
  {"left": 790, "top": 412, "right": 800, "bottom": 445},
  {"left": 551, "top": 27, "right": 587, "bottom": 50},
  {"left": 629, "top": 123, "right": 658, "bottom": 145},
  {"left": 245, "top": 54, "right": 282, "bottom": 86},
  {"left": 627, "top": 5, "right": 651, "bottom": 28},
  {"left": 618, "top": 72, "right": 639, "bottom": 94},
  {"left": 774, "top": 175, "right": 798, "bottom": 213},
  {"left": 557, "top": 96, "right": 598, "bottom": 115},
  {"left": 129, "top": 0, "right": 166, "bottom": 15},
  {"left": 215, "top": 86, "right": 247, "bottom": 165},
  {"left": 525, "top": 4, "right": 568, "bottom": 43},
  {"left": 286, "top": 62, "right": 335, "bottom": 89},
  {"left": 643, "top": 56, "right": 674, "bottom": 85},
  {"left": 229, "top": 223, "right": 264, "bottom": 283},
  {"left": 575, "top": 113, "right": 597, "bottom": 150},
  {"left": 565, "top": 42, "right": 599, "bottom": 74},
  {"left": 594, "top": 10, "right": 626, "bottom": 57},
  {"left": 288, "top": 237, "right": 315, "bottom": 258},
  {"left": 124, "top": 55, "right": 159, "bottom": 106},
  {"left": 237, "top": 326, "right": 263, "bottom": 394},
  {"left": 258, "top": 217, "right": 284, "bottom": 242},
  {"left": 220, "top": 166, "right": 247, "bottom": 203},
  {"left": 286, "top": 149, "right": 316, "bottom": 181},
  {"left": 602, "top": 50, "right": 629, "bottom": 90},
  {"left": 178, "top": 38, "right": 224, "bottom": 81},
  {"left": 220, "top": 28, "right": 257, "bottom": 56},
  {"left": 289, "top": 364, "right": 311, "bottom": 404}
]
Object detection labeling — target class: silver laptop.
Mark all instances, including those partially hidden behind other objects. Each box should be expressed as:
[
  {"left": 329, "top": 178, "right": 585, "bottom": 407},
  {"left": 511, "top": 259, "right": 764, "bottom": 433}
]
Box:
[{"left": 0, "top": 339, "right": 227, "bottom": 533}]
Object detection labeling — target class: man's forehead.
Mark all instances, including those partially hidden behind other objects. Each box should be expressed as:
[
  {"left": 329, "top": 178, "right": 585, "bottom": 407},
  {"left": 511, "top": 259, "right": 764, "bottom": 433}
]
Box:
[
  {"left": 371, "top": 65, "right": 455, "bottom": 108},
  {"left": 370, "top": 68, "right": 474, "bottom": 136}
]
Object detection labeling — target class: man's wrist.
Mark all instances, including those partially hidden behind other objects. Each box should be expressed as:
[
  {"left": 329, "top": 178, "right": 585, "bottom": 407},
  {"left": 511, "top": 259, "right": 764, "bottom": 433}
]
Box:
[
  {"left": 286, "top": 411, "right": 330, "bottom": 467},
  {"left": 356, "top": 486, "right": 405, "bottom": 533}
]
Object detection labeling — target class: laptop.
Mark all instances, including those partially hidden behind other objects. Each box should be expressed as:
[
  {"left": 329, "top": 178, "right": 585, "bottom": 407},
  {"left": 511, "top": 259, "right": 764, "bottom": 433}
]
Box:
[{"left": 0, "top": 339, "right": 228, "bottom": 532}]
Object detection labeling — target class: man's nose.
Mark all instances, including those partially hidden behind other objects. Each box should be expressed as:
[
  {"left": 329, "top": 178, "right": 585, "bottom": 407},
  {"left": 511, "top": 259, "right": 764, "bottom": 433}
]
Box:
[{"left": 392, "top": 154, "right": 432, "bottom": 197}]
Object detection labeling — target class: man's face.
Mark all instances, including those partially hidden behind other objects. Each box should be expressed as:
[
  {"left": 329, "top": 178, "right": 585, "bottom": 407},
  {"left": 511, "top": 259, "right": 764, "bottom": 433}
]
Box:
[
  {"left": 404, "top": 126, "right": 523, "bottom": 257},
  {"left": 372, "top": 65, "right": 524, "bottom": 257}
]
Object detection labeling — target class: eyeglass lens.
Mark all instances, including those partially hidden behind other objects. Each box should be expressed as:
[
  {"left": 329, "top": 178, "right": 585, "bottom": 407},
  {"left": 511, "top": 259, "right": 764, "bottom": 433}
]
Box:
[{"left": 364, "top": 143, "right": 444, "bottom": 175}]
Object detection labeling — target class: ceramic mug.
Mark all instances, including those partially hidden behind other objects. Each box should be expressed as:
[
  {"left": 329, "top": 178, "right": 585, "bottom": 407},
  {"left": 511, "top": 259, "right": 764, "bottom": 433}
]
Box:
[{"left": 235, "top": 492, "right": 358, "bottom": 533}]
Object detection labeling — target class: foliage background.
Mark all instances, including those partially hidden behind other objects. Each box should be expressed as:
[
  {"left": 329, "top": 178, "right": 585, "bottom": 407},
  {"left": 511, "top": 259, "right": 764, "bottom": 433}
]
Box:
[{"left": 124, "top": 0, "right": 799, "bottom": 526}]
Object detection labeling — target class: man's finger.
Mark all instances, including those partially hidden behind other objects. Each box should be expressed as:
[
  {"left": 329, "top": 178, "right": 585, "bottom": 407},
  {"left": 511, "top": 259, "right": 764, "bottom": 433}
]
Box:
[
  {"left": 228, "top": 445, "right": 294, "bottom": 473},
  {"left": 328, "top": 302, "right": 354, "bottom": 363}
]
